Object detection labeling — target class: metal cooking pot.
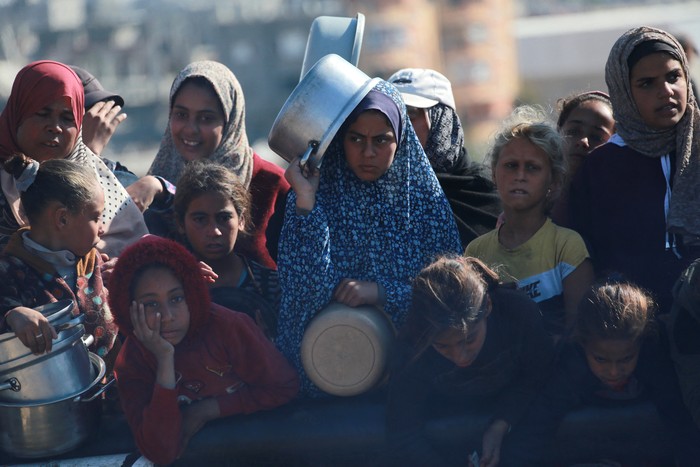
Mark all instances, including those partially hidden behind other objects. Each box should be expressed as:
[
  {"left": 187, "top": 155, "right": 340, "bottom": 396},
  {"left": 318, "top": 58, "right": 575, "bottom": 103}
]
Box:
[
  {"left": 0, "top": 299, "right": 76, "bottom": 364},
  {"left": 268, "top": 53, "right": 380, "bottom": 171},
  {"left": 301, "top": 302, "right": 396, "bottom": 397},
  {"left": 0, "top": 352, "right": 111, "bottom": 459},
  {"left": 0, "top": 313, "right": 94, "bottom": 403},
  {"left": 299, "top": 13, "right": 365, "bottom": 80}
]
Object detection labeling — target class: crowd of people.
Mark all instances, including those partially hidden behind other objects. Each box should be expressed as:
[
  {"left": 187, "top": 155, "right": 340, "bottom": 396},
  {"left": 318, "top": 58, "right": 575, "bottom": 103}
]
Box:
[{"left": 0, "top": 24, "right": 699, "bottom": 466}]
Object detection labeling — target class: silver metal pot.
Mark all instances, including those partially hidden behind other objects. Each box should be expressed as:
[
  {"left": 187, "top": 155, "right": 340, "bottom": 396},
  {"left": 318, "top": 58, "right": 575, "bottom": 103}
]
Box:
[
  {"left": 268, "top": 53, "right": 380, "bottom": 171},
  {"left": 0, "top": 312, "right": 94, "bottom": 403},
  {"left": 0, "top": 352, "right": 111, "bottom": 459},
  {"left": 299, "top": 13, "right": 365, "bottom": 80}
]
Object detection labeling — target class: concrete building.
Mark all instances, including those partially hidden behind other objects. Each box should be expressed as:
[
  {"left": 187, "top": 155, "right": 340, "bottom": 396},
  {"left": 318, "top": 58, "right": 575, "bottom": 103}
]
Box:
[{"left": 351, "top": 0, "right": 519, "bottom": 156}]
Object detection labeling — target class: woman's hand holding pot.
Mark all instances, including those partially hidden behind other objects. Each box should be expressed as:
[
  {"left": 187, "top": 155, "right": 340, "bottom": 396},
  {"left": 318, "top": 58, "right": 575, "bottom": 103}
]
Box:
[{"left": 285, "top": 156, "right": 319, "bottom": 214}]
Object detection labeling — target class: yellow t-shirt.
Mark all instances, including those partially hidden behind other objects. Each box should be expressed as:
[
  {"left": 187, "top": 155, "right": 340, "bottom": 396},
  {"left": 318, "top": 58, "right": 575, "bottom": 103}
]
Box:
[{"left": 465, "top": 218, "right": 589, "bottom": 332}]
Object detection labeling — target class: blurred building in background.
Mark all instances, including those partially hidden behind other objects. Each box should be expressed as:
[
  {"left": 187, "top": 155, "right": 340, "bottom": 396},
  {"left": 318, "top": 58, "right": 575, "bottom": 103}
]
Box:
[
  {"left": 0, "top": 0, "right": 698, "bottom": 172},
  {"left": 353, "top": 0, "right": 518, "bottom": 156}
]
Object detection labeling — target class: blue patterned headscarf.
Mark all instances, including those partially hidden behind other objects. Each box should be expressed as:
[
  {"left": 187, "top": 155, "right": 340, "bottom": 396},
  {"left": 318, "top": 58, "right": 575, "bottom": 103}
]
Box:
[
  {"left": 276, "top": 80, "right": 462, "bottom": 396},
  {"left": 343, "top": 89, "right": 402, "bottom": 144}
]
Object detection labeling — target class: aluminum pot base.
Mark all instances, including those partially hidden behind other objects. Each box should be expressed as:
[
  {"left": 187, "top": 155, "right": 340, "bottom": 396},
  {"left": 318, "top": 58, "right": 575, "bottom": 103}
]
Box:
[{"left": 0, "top": 352, "right": 108, "bottom": 459}]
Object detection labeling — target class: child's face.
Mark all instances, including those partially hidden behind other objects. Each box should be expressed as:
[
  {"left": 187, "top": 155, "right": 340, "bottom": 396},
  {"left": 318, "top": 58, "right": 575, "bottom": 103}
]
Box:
[
  {"left": 182, "top": 192, "right": 244, "bottom": 263},
  {"left": 62, "top": 187, "right": 104, "bottom": 257},
  {"left": 560, "top": 100, "right": 614, "bottom": 175},
  {"left": 344, "top": 110, "right": 397, "bottom": 182},
  {"left": 630, "top": 52, "right": 687, "bottom": 130},
  {"left": 493, "top": 138, "right": 553, "bottom": 214},
  {"left": 16, "top": 96, "right": 80, "bottom": 162},
  {"left": 583, "top": 338, "right": 641, "bottom": 390},
  {"left": 133, "top": 267, "right": 191, "bottom": 346},
  {"left": 170, "top": 82, "right": 226, "bottom": 162},
  {"left": 432, "top": 319, "right": 488, "bottom": 368}
]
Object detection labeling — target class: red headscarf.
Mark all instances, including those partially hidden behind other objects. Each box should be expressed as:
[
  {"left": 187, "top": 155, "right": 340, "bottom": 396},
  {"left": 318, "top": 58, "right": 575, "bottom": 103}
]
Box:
[
  {"left": 0, "top": 60, "right": 84, "bottom": 161},
  {"left": 108, "top": 235, "right": 211, "bottom": 340}
]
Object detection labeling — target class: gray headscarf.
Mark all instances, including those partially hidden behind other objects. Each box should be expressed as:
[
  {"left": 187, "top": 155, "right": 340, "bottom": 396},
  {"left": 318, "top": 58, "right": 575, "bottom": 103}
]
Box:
[
  {"left": 147, "top": 61, "right": 254, "bottom": 187},
  {"left": 424, "top": 103, "right": 469, "bottom": 174},
  {"left": 606, "top": 26, "right": 700, "bottom": 238}
]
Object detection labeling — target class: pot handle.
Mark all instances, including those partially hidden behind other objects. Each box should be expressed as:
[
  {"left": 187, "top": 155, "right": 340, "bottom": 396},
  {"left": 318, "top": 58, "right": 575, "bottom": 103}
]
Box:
[
  {"left": 299, "top": 141, "right": 318, "bottom": 169},
  {"left": 81, "top": 334, "right": 95, "bottom": 348},
  {"left": 54, "top": 314, "right": 86, "bottom": 333},
  {"left": 0, "top": 377, "right": 20, "bottom": 392},
  {"left": 76, "top": 376, "right": 116, "bottom": 403}
]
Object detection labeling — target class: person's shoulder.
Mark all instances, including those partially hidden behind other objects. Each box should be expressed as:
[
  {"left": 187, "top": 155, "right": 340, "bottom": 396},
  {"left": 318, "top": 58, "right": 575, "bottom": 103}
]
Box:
[
  {"left": 209, "top": 302, "right": 258, "bottom": 327},
  {"left": 546, "top": 219, "right": 586, "bottom": 244},
  {"left": 251, "top": 153, "right": 290, "bottom": 191},
  {"left": 253, "top": 153, "right": 286, "bottom": 177},
  {"left": 587, "top": 139, "right": 645, "bottom": 165},
  {"left": 247, "top": 258, "right": 279, "bottom": 277},
  {"left": 465, "top": 229, "right": 498, "bottom": 253},
  {"left": 492, "top": 286, "right": 540, "bottom": 320}
]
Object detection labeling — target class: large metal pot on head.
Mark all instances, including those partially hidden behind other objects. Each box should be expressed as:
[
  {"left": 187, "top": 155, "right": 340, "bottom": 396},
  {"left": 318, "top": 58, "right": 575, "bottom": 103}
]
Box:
[
  {"left": 0, "top": 352, "right": 111, "bottom": 458},
  {"left": 0, "top": 300, "right": 95, "bottom": 403},
  {"left": 268, "top": 53, "right": 380, "bottom": 172},
  {"left": 301, "top": 302, "right": 396, "bottom": 396}
]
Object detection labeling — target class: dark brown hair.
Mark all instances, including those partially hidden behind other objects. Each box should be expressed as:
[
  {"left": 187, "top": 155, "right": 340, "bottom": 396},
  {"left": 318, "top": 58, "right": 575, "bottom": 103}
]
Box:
[
  {"left": 402, "top": 255, "right": 501, "bottom": 361},
  {"left": 556, "top": 90, "right": 613, "bottom": 130},
  {"left": 173, "top": 160, "right": 252, "bottom": 234},
  {"left": 572, "top": 281, "right": 656, "bottom": 345}
]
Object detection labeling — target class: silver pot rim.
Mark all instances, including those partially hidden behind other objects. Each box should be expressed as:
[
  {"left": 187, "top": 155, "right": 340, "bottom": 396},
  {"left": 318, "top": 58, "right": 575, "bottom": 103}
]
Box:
[
  {"left": 0, "top": 322, "right": 86, "bottom": 374},
  {"left": 0, "top": 352, "right": 105, "bottom": 407},
  {"left": 0, "top": 300, "right": 75, "bottom": 347}
]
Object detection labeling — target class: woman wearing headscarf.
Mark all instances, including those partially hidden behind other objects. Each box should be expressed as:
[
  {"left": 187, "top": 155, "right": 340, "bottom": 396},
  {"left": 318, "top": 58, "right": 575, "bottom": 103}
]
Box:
[
  {"left": 276, "top": 80, "right": 462, "bottom": 396},
  {"left": 0, "top": 60, "right": 147, "bottom": 258},
  {"left": 569, "top": 26, "right": 700, "bottom": 314},
  {"left": 388, "top": 68, "right": 500, "bottom": 248},
  {"left": 144, "top": 61, "right": 289, "bottom": 269}
]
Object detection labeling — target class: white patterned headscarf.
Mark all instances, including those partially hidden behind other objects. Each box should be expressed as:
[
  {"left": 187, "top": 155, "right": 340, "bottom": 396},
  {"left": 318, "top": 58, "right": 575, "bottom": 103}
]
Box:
[
  {"left": 67, "top": 137, "right": 148, "bottom": 257},
  {"left": 606, "top": 26, "right": 700, "bottom": 238},
  {"left": 147, "top": 61, "right": 254, "bottom": 187}
]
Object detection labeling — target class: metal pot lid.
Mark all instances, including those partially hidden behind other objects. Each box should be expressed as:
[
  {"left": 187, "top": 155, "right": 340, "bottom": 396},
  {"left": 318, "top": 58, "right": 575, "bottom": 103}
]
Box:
[
  {"left": 27, "top": 300, "right": 74, "bottom": 325},
  {"left": 0, "top": 314, "right": 85, "bottom": 366}
]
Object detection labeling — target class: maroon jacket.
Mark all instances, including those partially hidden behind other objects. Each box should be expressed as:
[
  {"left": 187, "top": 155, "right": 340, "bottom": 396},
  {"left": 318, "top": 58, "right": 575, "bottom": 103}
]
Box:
[{"left": 235, "top": 153, "right": 289, "bottom": 269}]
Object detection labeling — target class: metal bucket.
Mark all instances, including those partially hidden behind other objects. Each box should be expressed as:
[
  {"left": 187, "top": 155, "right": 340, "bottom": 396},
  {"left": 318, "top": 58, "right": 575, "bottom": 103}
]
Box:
[
  {"left": 268, "top": 53, "right": 380, "bottom": 171},
  {"left": 0, "top": 352, "right": 110, "bottom": 459}
]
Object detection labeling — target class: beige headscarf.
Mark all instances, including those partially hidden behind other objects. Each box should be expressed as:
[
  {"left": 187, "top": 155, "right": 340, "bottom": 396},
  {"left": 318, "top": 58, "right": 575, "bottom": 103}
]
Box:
[
  {"left": 605, "top": 26, "right": 700, "bottom": 238},
  {"left": 147, "top": 61, "right": 254, "bottom": 187}
]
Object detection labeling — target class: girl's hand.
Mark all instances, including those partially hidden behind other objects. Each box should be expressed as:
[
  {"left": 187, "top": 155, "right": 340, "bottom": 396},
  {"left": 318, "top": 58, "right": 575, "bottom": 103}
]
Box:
[
  {"left": 100, "top": 253, "right": 118, "bottom": 284},
  {"left": 285, "top": 156, "right": 319, "bottom": 213},
  {"left": 5, "top": 307, "right": 57, "bottom": 354},
  {"left": 480, "top": 419, "right": 510, "bottom": 467},
  {"left": 180, "top": 398, "right": 221, "bottom": 451},
  {"left": 333, "top": 279, "right": 379, "bottom": 307},
  {"left": 126, "top": 175, "right": 163, "bottom": 212},
  {"left": 130, "top": 301, "right": 173, "bottom": 360},
  {"left": 198, "top": 261, "right": 218, "bottom": 284}
]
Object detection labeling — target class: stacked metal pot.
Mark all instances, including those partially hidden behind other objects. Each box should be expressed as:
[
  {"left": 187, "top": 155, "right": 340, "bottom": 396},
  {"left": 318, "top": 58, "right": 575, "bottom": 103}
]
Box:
[{"left": 0, "top": 300, "right": 110, "bottom": 459}]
